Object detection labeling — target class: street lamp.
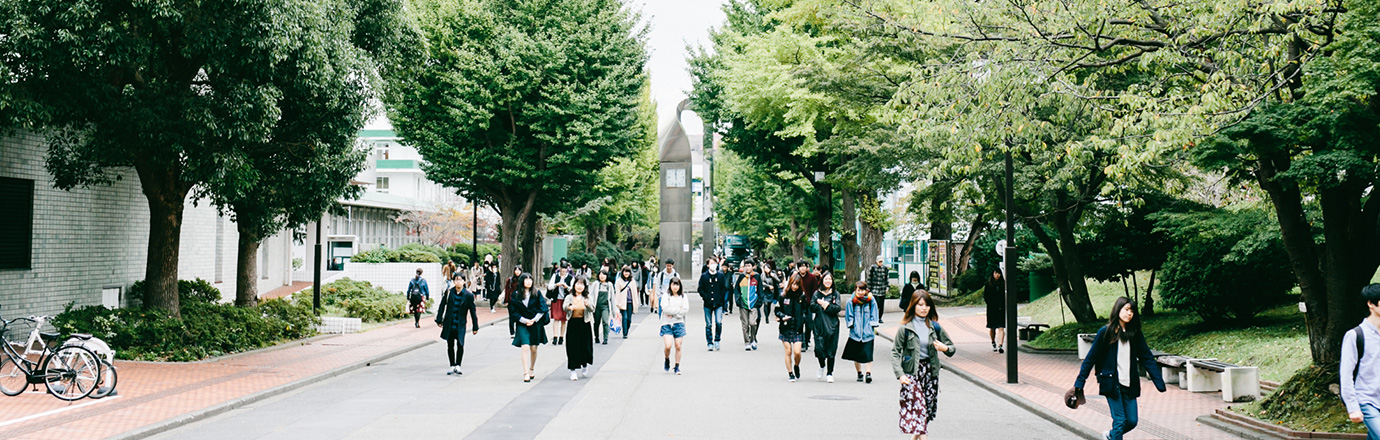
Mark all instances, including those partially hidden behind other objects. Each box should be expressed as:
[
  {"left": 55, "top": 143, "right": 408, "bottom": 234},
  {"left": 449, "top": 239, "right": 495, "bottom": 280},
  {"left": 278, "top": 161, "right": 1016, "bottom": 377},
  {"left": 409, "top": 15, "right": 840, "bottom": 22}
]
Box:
[{"left": 1004, "top": 150, "right": 1018, "bottom": 384}]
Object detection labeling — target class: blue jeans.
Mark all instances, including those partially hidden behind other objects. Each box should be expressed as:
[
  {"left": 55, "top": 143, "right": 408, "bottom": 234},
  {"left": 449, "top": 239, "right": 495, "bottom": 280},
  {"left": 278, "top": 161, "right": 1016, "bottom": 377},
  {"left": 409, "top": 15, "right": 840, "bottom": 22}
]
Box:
[
  {"left": 704, "top": 307, "right": 723, "bottom": 344},
  {"left": 622, "top": 302, "right": 634, "bottom": 338},
  {"left": 1362, "top": 403, "right": 1380, "bottom": 440},
  {"left": 1106, "top": 391, "right": 1138, "bottom": 440}
]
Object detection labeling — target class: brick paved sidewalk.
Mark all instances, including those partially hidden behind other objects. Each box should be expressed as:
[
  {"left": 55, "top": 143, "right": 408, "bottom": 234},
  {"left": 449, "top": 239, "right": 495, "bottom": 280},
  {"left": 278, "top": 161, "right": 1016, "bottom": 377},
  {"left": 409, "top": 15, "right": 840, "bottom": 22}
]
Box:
[
  {"left": 0, "top": 310, "right": 508, "bottom": 440},
  {"left": 880, "top": 310, "right": 1244, "bottom": 440}
]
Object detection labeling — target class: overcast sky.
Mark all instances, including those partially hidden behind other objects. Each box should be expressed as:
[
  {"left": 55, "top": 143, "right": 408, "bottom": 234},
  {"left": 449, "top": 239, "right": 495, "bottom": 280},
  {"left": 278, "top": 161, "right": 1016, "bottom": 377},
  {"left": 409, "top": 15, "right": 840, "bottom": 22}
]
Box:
[{"left": 367, "top": 0, "right": 726, "bottom": 137}]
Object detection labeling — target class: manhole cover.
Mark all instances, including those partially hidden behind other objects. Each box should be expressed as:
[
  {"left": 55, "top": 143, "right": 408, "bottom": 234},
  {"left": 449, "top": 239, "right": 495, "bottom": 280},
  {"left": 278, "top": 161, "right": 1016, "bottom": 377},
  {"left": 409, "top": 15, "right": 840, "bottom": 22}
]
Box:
[{"left": 808, "top": 395, "right": 861, "bottom": 401}]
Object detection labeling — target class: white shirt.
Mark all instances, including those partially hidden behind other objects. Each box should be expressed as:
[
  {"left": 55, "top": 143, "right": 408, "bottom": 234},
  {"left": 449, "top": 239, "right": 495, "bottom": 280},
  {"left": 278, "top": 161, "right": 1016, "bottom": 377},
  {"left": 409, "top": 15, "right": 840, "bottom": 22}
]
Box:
[{"left": 1117, "top": 339, "right": 1132, "bottom": 387}]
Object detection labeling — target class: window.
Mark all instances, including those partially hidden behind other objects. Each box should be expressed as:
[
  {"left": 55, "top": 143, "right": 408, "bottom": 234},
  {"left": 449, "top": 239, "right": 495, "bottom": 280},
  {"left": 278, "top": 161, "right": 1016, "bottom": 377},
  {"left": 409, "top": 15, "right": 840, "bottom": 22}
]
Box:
[
  {"left": 0, "top": 177, "right": 34, "bottom": 270},
  {"left": 376, "top": 177, "right": 389, "bottom": 193}
]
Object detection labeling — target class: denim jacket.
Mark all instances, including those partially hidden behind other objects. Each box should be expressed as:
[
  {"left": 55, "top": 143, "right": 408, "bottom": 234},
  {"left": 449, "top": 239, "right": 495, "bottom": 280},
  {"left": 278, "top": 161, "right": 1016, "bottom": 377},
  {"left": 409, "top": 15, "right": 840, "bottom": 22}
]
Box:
[{"left": 845, "top": 299, "right": 880, "bottom": 342}]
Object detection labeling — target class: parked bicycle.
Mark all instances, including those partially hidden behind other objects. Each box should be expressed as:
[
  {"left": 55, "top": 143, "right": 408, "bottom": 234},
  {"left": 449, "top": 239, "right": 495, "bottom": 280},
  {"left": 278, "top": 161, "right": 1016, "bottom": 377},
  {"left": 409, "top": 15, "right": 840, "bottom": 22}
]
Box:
[{"left": 0, "top": 306, "right": 107, "bottom": 401}]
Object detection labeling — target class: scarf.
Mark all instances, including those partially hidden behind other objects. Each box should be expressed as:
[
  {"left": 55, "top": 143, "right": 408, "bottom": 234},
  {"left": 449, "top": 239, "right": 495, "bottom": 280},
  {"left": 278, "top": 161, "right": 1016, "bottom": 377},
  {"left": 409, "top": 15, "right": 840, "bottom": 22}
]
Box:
[{"left": 852, "top": 290, "right": 873, "bottom": 305}]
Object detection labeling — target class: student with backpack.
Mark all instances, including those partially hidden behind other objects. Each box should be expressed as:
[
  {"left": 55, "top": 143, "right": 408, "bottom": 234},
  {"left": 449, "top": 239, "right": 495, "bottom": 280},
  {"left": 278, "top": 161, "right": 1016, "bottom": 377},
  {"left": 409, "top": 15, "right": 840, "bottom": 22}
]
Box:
[
  {"left": 892, "top": 292, "right": 956, "bottom": 440},
  {"left": 408, "top": 269, "right": 430, "bottom": 328},
  {"left": 1342, "top": 284, "right": 1380, "bottom": 439}
]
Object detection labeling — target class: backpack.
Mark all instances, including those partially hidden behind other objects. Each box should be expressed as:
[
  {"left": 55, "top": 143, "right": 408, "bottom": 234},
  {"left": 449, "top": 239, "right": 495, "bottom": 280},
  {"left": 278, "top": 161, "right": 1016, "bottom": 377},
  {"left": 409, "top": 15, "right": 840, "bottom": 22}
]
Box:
[
  {"left": 408, "top": 280, "right": 423, "bottom": 303},
  {"left": 1354, "top": 325, "right": 1366, "bottom": 382}
]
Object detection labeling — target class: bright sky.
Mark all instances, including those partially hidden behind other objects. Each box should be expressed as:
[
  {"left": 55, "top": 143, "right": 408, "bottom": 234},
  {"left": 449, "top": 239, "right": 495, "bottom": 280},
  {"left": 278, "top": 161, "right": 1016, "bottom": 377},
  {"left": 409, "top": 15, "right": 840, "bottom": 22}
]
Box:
[{"left": 367, "top": 0, "right": 726, "bottom": 137}]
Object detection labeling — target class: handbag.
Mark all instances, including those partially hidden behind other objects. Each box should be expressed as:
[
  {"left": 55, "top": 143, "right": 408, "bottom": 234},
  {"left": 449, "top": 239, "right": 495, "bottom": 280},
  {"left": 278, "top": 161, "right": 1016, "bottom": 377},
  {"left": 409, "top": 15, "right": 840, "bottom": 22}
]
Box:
[{"left": 609, "top": 314, "right": 622, "bottom": 334}]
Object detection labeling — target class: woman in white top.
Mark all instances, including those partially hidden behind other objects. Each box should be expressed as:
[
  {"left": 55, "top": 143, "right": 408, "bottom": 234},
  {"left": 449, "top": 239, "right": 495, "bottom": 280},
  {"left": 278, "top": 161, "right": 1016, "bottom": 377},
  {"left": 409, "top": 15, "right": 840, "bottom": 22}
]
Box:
[{"left": 659, "top": 278, "right": 690, "bottom": 375}]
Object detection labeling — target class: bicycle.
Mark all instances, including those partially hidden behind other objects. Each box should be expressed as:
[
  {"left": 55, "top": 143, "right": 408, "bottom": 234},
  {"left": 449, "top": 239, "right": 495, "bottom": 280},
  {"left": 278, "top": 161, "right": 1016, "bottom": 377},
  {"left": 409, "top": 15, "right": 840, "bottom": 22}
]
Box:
[{"left": 0, "top": 307, "right": 103, "bottom": 401}]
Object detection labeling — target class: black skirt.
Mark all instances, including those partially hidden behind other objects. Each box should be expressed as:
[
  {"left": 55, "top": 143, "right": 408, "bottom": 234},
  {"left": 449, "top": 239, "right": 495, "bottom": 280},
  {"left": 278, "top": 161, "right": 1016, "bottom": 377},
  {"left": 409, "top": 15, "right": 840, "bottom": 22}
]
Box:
[
  {"left": 842, "top": 338, "right": 874, "bottom": 363},
  {"left": 986, "top": 307, "right": 1006, "bottom": 329},
  {"left": 565, "top": 315, "right": 594, "bottom": 369}
]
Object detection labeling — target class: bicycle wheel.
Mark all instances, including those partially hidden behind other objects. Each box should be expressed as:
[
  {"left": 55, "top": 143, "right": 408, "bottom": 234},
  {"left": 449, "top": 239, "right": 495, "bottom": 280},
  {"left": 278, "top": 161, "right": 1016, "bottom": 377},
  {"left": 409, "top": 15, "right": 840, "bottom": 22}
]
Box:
[
  {"left": 0, "top": 352, "right": 27, "bottom": 396},
  {"left": 88, "top": 360, "right": 117, "bottom": 399},
  {"left": 43, "top": 345, "right": 98, "bottom": 401}
]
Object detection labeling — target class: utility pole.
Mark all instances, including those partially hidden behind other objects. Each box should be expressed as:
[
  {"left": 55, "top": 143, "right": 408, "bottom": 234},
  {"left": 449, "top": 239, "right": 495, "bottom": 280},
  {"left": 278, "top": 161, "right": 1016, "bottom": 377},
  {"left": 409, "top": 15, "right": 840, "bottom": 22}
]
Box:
[
  {"left": 1005, "top": 149, "right": 1018, "bottom": 384},
  {"left": 312, "top": 219, "right": 322, "bottom": 315}
]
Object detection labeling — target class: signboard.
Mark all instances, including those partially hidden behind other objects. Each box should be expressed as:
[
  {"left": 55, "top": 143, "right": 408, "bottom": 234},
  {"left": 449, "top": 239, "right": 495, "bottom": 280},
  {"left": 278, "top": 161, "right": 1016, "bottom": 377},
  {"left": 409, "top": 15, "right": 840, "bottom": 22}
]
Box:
[{"left": 927, "top": 240, "right": 949, "bottom": 296}]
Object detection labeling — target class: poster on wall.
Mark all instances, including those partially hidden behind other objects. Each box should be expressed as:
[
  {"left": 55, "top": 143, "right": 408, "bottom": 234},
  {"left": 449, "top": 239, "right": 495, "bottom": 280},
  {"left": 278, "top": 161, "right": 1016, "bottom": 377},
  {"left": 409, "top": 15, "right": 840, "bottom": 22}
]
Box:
[{"left": 927, "top": 240, "right": 949, "bottom": 296}]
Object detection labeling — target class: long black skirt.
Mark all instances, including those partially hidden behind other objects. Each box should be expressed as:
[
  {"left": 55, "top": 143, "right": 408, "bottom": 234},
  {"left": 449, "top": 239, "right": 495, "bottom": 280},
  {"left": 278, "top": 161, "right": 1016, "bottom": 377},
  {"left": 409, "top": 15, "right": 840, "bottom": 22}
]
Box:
[
  {"left": 566, "top": 315, "right": 594, "bottom": 370},
  {"left": 842, "top": 338, "right": 874, "bottom": 363}
]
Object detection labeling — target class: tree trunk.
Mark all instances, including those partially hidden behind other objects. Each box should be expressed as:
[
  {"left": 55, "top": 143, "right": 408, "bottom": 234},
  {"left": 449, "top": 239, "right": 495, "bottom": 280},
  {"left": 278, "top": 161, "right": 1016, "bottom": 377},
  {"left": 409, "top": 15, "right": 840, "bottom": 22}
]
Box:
[
  {"left": 521, "top": 215, "right": 542, "bottom": 277},
  {"left": 135, "top": 162, "right": 189, "bottom": 317},
  {"left": 929, "top": 193, "right": 952, "bottom": 241},
  {"left": 812, "top": 181, "right": 834, "bottom": 270},
  {"left": 585, "top": 222, "right": 603, "bottom": 254},
  {"left": 497, "top": 191, "right": 538, "bottom": 289},
  {"left": 841, "top": 189, "right": 861, "bottom": 287},
  {"left": 1027, "top": 218, "right": 1098, "bottom": 323},
  {"left": 1053, "top": 207, "right": 1098, "bottom": 322},
  {"left": 235, "top": 226, "right": 261, "bottom": 307},
  {"left": 861, "top": 216, "right": 885, "bottom": 275},
  {"left": 956, "top": 213, "right": 986, "bottom": 275},
  {"left": 789, "top": 219, "right": 807, "bottom": 262},
  {"left": 1142, "top": 269, "right": 1157, "bottom": 317}
]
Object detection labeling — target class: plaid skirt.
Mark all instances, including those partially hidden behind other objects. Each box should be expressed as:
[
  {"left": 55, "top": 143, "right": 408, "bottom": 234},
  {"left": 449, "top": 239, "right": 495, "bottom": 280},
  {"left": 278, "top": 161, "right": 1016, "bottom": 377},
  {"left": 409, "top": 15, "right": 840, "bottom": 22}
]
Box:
[
  {"left": 899, "top": 361, "right": 939, "bottom": 435},
  {"left": 779, "top": 331, "right": 804, "bottom": 343}
]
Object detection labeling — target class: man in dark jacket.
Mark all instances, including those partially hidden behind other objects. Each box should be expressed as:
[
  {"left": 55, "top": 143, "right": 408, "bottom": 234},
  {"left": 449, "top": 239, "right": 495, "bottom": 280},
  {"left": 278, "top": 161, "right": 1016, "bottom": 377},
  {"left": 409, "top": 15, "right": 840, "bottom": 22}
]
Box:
[
  {"left": 698, "top": 261, "right": 724, "bottom": 351},
  {"left": 720, "top": 257, "right": 736, "bottom": 315},
  {"left": 867, "top": 256, "right": 891, "bottom": 323}
]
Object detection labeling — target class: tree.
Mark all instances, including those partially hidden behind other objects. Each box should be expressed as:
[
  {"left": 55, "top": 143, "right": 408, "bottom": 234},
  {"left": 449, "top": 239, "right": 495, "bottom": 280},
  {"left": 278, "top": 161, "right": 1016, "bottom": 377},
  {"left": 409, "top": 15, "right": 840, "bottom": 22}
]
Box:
[
  {"left": 1155, "top": 206, "right": 1297, "bottom": 323},
  {"left": 715, "top": 149, "right": 816, "bottom": 260},
  {"left": 383, "top": 0, "right": 648, "bottom": 286},
  {"left": 1081, "top": 190, "right": 1211, "bottom": 315},
  {"left": 0, "top": 0, "right": 406, "bottom": 316},
  {"left": 563, "top": 81, "right": 660, "bottom": 253}
]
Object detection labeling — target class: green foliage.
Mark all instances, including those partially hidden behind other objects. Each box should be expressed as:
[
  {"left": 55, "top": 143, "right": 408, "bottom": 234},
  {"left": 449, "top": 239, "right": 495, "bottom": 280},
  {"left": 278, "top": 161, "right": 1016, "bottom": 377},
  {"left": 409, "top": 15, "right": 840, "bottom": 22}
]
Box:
[
  {"left": 964, "top": 227, "right": 1037, "bottom": 301},
  {"left": 1155, "top": 206, "right": 1297, "bottom": 323},
  {"left": 1081, "top": 191, "right": 1212, "bottom": 284},
  {"left": 51, "top": 288, "right": 318, "bottom": 362},
  {"left": 128, "top": 278, "right": 224, "bottom": 306},
  {"left": 566, "top": 241, "right": 642, "bottom": 269},
  {"left": 1237, "top": 363, "right": 1362, "bottom": 434},
  {"left": 293, "top": 278, "right": 407, "bottom": 323},
  {"left": 351, "top": 245, "right": 444, "bottom": 263}
]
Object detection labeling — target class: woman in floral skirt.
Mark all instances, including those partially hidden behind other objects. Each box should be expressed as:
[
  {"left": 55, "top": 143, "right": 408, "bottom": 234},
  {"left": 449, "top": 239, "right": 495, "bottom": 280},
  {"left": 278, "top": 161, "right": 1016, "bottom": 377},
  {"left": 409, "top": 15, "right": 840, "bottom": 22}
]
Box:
[{"left": 891, "top": 292, "right": 954, "bottom": 440}]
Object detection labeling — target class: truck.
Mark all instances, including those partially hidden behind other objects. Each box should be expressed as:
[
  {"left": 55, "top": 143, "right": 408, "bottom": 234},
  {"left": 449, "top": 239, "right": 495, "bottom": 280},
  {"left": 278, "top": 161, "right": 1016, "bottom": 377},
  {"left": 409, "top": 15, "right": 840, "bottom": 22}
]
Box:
[{"left": 722, "top": 234, "right": 752, "bottom": 269}]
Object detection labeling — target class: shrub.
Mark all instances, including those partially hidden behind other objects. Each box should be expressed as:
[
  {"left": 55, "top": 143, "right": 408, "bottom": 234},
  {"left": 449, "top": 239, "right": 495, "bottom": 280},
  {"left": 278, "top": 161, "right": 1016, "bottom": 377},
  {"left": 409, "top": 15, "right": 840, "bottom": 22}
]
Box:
[
  {"left": 51, "top": 290, "right": 317, "bottom": 362},
  {"left": 396, "top": 249, "right": 441, "bottom": 263},
  {"left": 128, "top": 277, "right": 224, "bottom": 306},
  {"left": 351, "top": 245, "right": 441, "bottom": 263},
  {"left": 1155, "top": 207, "right": 1296, "bottom": 323},
  {"left": 293, "top": 278, "right": 407, "bottom": 323},
  {"left": 351, "top": 246, "right": 397, "bottom": 263}
]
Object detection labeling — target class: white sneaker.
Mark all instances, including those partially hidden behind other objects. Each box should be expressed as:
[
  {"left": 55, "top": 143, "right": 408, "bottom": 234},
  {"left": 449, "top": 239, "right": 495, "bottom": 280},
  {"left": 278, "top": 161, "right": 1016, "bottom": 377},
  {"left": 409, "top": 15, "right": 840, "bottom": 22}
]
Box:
[
  {"left": 826, "top": 375, "right": 834, "bottom": 383},
  {"left": 580, "top": 366, "right": 589, "bottom": 377},
  {"left": 570, "top": 371, "right": 579, "bottom": 381},
  {"left": 818, "top": 367, "right": 825, "bottom": 380}
]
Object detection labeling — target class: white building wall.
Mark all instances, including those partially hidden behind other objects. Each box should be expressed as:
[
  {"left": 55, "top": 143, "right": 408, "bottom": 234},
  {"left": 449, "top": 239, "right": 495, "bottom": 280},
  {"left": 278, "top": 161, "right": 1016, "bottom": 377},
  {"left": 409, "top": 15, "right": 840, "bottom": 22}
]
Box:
[{"left": 0, "top": 131, "right": 293, "bottom": 319}]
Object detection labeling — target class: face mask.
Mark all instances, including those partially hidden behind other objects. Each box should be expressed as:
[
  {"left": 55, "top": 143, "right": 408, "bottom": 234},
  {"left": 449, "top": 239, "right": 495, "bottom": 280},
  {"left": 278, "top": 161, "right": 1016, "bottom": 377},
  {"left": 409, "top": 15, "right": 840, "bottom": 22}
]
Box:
[
  {"left": 709, "top": 264, "right": 718, "bottom": 272},
  {"left": 911, "top": 280, "right": 919, "bottom": 287}
]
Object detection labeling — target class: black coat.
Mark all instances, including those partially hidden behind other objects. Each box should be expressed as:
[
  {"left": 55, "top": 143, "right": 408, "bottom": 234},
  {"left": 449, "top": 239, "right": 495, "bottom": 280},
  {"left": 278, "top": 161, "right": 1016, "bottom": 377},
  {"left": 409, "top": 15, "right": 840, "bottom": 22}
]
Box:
[
  {"left": 436, "top": 288, "right": 479, "bottom": 341},
  {"left": 775, "top": 292, "right": 807, "bottom": 335},
  {"left": 698, "top": 271, "right": 723, "bottom": 310},
  {"left": 900, "top": 282, "right": 925, "bottom": 311},
  {"left": 509, "top": 290, "right": 549, "bottom": 324},
  {"left": 1074, "top": 326, "right": 1166, "bottom": 399},
  {"left": 809, "top": 290, "right": 843, "bottom": 337}
]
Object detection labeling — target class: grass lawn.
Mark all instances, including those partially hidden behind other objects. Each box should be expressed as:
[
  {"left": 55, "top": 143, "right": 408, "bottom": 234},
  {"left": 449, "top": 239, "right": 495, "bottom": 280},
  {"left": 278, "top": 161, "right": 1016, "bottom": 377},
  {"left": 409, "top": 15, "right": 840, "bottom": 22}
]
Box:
[{"left": 1011, "top": 277, "right": 1309, "bottom": 383}]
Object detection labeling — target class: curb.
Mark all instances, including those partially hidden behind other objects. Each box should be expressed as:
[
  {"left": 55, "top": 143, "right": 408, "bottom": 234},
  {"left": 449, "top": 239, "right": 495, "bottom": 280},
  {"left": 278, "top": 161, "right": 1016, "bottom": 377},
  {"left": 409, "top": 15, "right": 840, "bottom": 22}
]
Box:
[
  {"left": 877, "top": 332, "right": 1103, "bottom": 440},
  {"left": 108, "top": 316, "right": 510, "bottom": 440},
  {"left": 1196, "top": 415, "right": 1285, "bottom": 440}
]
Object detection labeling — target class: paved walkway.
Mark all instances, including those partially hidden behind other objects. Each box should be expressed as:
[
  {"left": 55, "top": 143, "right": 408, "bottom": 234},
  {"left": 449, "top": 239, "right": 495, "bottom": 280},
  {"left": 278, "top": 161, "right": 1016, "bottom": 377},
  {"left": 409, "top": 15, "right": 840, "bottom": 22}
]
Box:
[
  {"left": 0, "top": 309, "right": 508, "bottom": 440},
  {"left": 878, "top": 307, "right": 1245, "bottom": 440}
]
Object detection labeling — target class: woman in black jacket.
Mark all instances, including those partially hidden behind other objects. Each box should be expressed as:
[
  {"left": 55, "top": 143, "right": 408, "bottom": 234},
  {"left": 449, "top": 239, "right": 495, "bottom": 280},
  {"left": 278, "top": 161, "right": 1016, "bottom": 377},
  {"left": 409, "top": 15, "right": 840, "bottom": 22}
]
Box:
[
  {"left": 509, "top": 273, "right": 549, "bottom": 382},
  {"left": 776, "top": 274, "right": 807, "bottom": 382},
  {"left": 983, "top": 269, "right": 1007, "bottom": 353},
  {"left": 810, "top": 272, "right": 843, "bottom": 383},
  {"left": 900, "top": 271, "right": 923, "bottom": 319},
  {"left": 435, "top": 274, "right": 479, "bottom": 375},
  {"left": 1071, "top": 296, "right": 1166, "bottom": 440}
]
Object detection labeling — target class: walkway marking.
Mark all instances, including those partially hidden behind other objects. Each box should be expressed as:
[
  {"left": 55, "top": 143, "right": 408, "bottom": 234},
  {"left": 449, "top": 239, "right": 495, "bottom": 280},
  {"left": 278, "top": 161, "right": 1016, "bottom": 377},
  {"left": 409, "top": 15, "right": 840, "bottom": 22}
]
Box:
[{"left": 0, "top": 396, "right": 123, "bottom": 428}]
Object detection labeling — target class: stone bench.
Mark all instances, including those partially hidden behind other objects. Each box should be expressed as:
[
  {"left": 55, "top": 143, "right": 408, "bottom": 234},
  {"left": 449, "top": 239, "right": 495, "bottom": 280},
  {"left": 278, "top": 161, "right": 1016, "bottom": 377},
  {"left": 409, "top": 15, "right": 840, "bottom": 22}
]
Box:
[
  {"left": 1155, "top": 354, "right": 1189, "bottom": 388},
  {"left": 1187, "top": 359, "right": 1260, "bottom": 402},
  {"left": 1018, "top": 323, "right": 1050, "bottom": 341}
]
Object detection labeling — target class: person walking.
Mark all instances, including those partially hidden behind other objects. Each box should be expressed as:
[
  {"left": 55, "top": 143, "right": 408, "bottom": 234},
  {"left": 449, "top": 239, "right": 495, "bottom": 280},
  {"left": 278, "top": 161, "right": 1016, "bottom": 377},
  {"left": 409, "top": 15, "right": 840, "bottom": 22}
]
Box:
[
  {"left": 844, "top": 281, "right": 880, "bottom": 383},
  {"left": 547, "top": 265, "right": 575, "bottom": 345},
  {"left": 698, "top": 261, "right": 724, "bottom": 351},
  {"left": 733, "top": 260, "right": 763, "bottom": 351},
  {"left": 653, "top": 259, "right": 679, "bottom": 315},
  {"left": 1071, "top": 296, "right": 1167, "bottom": 440},
  {"left": 810, "top": 272, "right": 843, "bottom": 383},
  {"left": 592, "top": 270, "right": 616, "bottom": 345},
  {"left": 900, "top": 271, "right": 924, "bottom": 319},
  {"left": 408, "top": 268, "right": 430, "bottom": 328},
  {"left": 435, "top": 275, "right": 479, "bottom": 375},
  {"left": 761, "top": 261, "right": 779, "bottom": 324},
  {"left": 509, "top": 273, "right": 549, "bottom": 382},
  {"left": 777, "top": 274, "right": 807, "bottom": 382},
  {"left": 868, "top": 256, "right": 891, "bottom": 324},
  {"left": 892, "top": 291, "right": 956, "bottom": 440},
  {"left": 469, "top": 261, "right": 485, "bottom": 307},
  {"left": 442, "top": 260, "right": 456, "bottom": 290},
  {"left": 799, "top": 262, "right": 821, "bottom": 351},
  {"left": 1343, "top": 284, "right": 1380, "bottom": 439},
  {"left": 563, "top": 277, "right": 595, "bottom": 381},
  {"left": 615, "top": 266, "right": 639, "bottom": 339},
  {"left": 722, "top": 257, "right": 737, "bottom": 316},
  {"left": 660, "top": 278, "right": 690, "bottom": 375},
  {"left": 504, "top": 266, "right": 522, "bottom": 335},
  {"left": 486, "top": 257, "right": 502, "bottom": 310},
  {"left": 983, "top": 269, "right": 1007, "bottom": 353}
]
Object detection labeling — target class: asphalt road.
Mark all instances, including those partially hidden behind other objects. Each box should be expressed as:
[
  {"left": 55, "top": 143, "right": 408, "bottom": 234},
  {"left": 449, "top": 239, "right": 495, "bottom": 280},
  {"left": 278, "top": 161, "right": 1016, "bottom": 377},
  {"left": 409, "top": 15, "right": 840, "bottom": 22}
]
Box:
[{"left": 150, "top": 299, "right": 1077, "bottom": 440}]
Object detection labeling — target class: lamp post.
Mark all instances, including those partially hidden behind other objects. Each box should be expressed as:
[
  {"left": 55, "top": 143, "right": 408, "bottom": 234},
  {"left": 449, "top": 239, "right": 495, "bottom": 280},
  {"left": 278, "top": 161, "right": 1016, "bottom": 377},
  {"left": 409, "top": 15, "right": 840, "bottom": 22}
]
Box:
[
  {"left": 1004, "top": 149, "right": 1018, "bottom": 384},
  {"left": 472, "top": 200, "right": 479, "bottom": 262},
  {"left": 312, "top": 218, "right": 322, "bottom": 315}
]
